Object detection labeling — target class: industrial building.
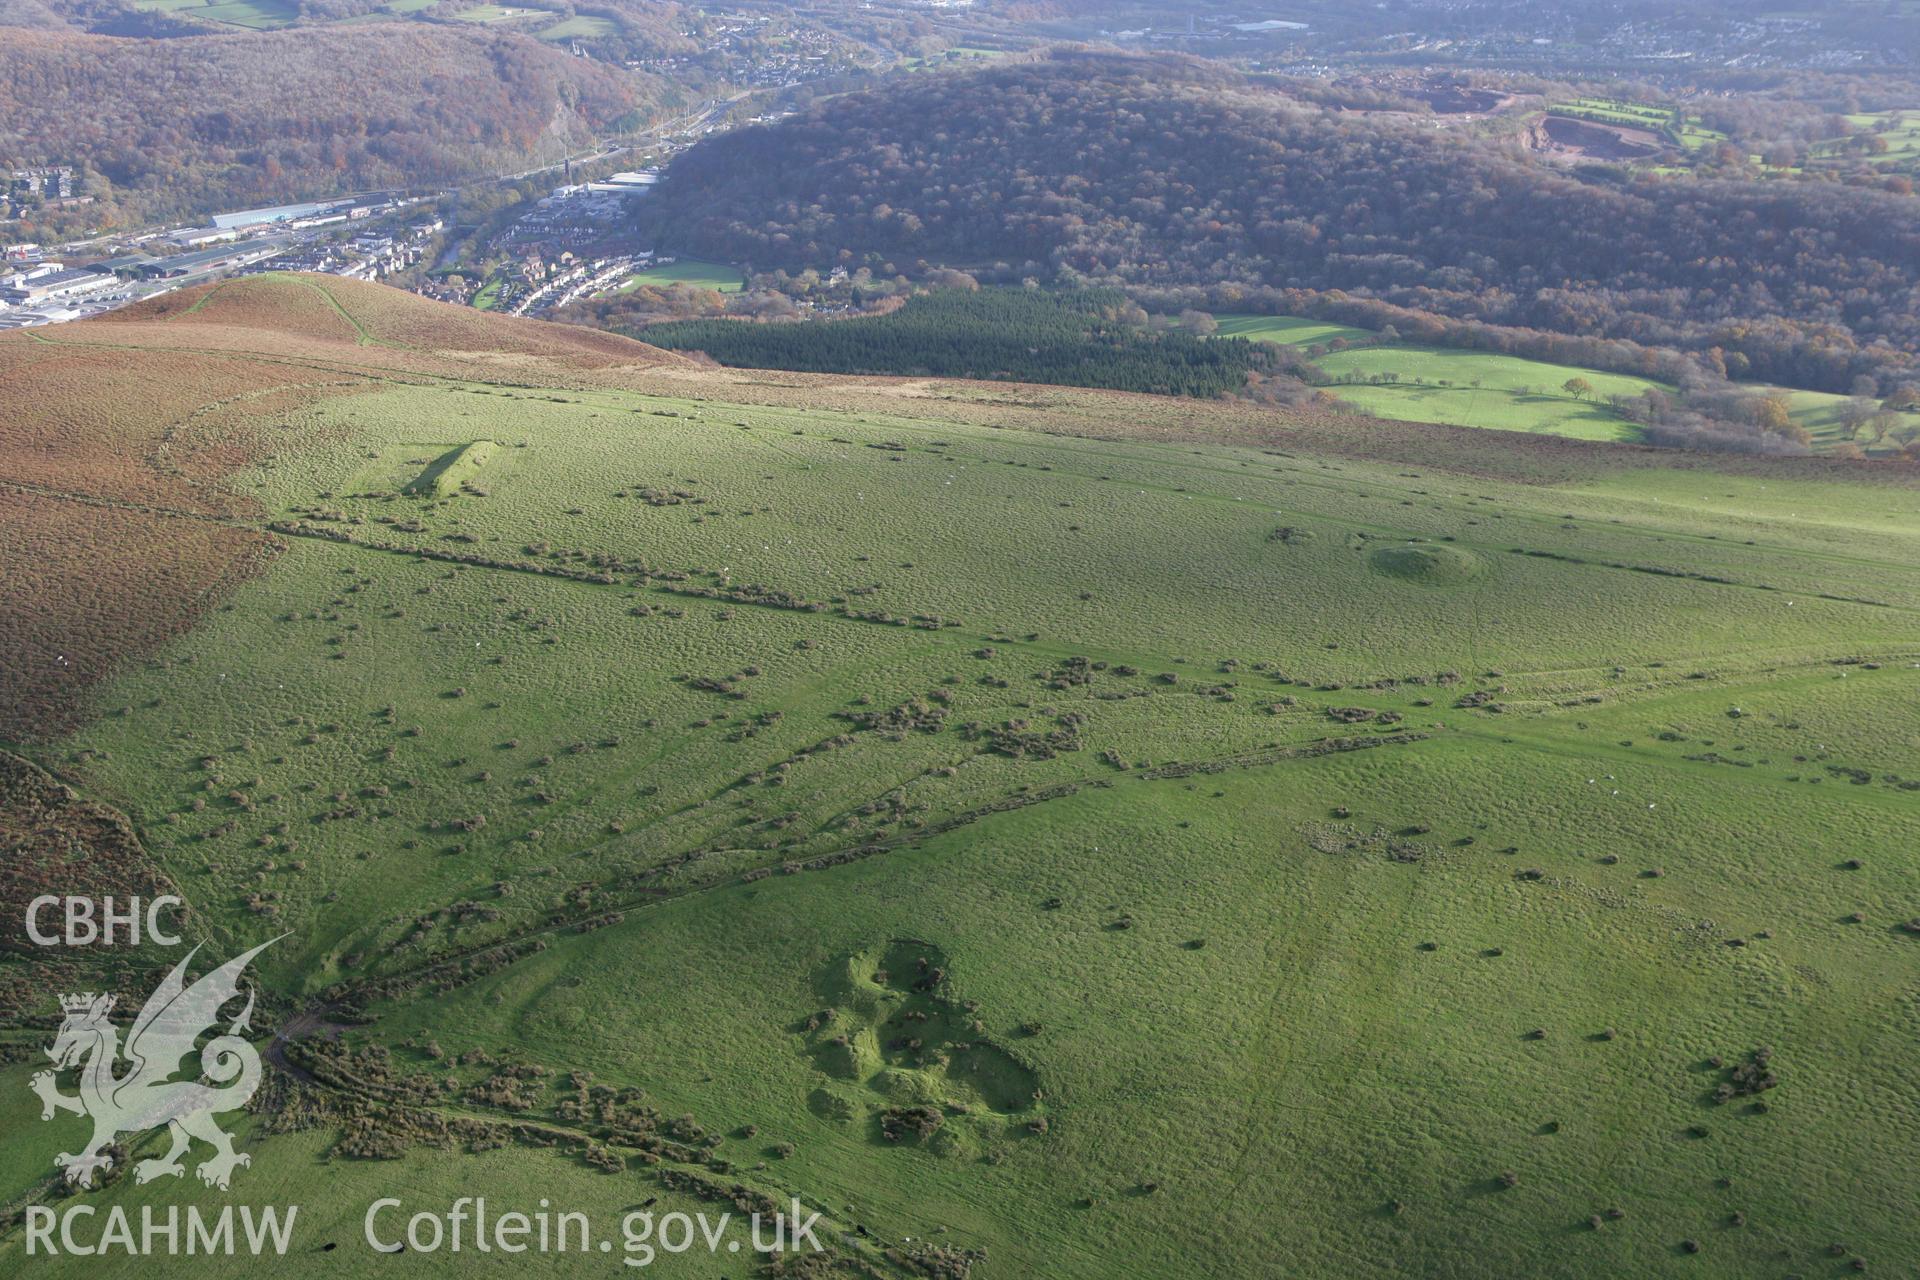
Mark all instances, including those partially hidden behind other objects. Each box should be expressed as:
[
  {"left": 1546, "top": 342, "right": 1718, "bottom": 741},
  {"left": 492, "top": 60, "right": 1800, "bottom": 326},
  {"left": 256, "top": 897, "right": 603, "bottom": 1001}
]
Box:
[
  {"left": 211, "top": 199, "right": 354, "bottom": 230},
  {"left": 137, "top": 239, "right": 289, "bottom": 279},
  {"left": 166, "top": 226, "right": 244, "bottom": 249},
  {"left": 0, "top": 267, "right": 116, "bottom": 306}
]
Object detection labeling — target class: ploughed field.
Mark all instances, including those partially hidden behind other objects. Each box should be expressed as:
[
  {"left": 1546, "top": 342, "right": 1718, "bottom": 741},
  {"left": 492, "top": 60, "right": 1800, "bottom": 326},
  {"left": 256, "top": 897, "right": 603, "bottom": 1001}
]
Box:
[{"left": 2, "top": 277, "right": 1919, "bottom": 1279}]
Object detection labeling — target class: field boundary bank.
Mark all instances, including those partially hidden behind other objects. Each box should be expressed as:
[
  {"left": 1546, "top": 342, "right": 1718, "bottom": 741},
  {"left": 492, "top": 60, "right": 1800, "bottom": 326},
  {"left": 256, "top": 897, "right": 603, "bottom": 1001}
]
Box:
[{"left": 324, "top": 733, "right": 1434, "bottom": 1013}]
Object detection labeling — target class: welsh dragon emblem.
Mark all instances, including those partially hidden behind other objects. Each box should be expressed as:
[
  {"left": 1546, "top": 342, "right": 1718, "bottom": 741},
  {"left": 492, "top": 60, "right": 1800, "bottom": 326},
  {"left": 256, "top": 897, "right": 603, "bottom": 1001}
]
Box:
[{"left": 31, "top": 938, "right": 280, "bottom": 1191}]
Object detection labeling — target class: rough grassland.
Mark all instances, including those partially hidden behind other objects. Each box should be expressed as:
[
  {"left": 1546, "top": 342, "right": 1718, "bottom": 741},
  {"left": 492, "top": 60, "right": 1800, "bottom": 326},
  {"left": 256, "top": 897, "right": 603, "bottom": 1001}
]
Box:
[
  {"left": 0, "top": 274, "right": 686, "bottom": 735},
  {"left": 2, "top": 278, "right": 1919, "bottom": 1280},
  {"left": 0, "top": 490, "right": 273, "bottom": 740}
]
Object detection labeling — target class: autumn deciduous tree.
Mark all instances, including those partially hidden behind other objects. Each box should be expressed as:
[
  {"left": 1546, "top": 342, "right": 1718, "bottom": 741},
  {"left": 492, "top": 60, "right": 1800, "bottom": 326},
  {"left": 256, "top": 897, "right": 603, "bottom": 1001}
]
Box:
[
  {"left": 1751, "top": 395, "right": 1796, "bottom": 435},
  {"left": 1178, "top": 309, "right": 1219, "bottom": 336}
]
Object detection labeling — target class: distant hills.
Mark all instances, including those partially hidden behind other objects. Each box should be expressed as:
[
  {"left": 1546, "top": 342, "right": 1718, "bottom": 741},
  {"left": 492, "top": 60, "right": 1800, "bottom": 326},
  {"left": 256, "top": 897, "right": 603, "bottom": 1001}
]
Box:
[
  {"left": 637, "top": 51, "right": 1920, "bottom": 393},
  {"left": 0, "top": 23, "right": 652, "bottom": 229}
]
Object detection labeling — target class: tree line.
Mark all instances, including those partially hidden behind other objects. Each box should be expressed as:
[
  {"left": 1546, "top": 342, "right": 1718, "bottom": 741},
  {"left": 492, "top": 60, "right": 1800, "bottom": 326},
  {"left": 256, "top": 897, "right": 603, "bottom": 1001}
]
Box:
[{"left": 636, "top": 286, "right": 1284, "bottom": 398}]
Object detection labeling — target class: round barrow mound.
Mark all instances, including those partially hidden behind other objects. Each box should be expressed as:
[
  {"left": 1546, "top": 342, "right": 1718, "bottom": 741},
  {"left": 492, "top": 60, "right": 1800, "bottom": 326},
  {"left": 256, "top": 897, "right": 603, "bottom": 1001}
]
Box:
[{"left": 1368, "top": 543, "right": 1484, "bottom": 585}]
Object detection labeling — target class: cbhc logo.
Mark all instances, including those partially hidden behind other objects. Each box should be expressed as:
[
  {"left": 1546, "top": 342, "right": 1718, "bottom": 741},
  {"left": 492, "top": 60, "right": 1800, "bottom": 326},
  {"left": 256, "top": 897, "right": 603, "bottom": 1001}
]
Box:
[{"left": 25, "top": 896, "right": 184, "bottom": 946}]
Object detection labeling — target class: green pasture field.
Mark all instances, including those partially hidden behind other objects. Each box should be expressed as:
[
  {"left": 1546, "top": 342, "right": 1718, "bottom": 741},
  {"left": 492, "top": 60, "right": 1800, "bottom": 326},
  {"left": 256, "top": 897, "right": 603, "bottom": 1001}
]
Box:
[
  {"left": 1211, "top": 313, "right": 1373, "bottom": 347},
  {"left": 1220, "top": 316, "right": 1920, "bottom": 453},
  {"left": 1549, "top": 98, "right": 1727, "bottom": 151},
  {"left": 195, "top": 0, "right": 296, "bottom": 26},
  {"left": 904, "top": 46, "right": 1010, "bottom": 72},
  {"left": 1805, "top": 111, "right": 1920, "bottom": 167},
  {"left": 1853, "top": 110, "right": 1920, "bottom": 161},
  {"left": 6, "top": 288, "right": 1920, "bottom": 1277},
  {"left": 453, "top": 3, "right": 545, "bottom": 21},
  {"left": 131, "top": 0, "right": 296, "bottom": 24},
  {"left": 1552, "top": 98, "right": 1671, "bottom": 127},
  {"left": 470, "top": 276, "right": 504, "bottom": 310},
  {"left": 1552, "top": 98, "right": 1917, "bottom": 175},
  {"left": 615, "top": 259, "right": 746, "bottom": 293},
  {"left": 1772, "top": 388, "right": 1920, "bottom": 454},
  {"left": 1312, "top": 346, "right": 1658, "bottom": 442},
  {"left": 537, "top": 13, "right": 616, "bottom": 38},
  {"left": 1216, "top": 315, "right": 1659, "bottom": 441}
]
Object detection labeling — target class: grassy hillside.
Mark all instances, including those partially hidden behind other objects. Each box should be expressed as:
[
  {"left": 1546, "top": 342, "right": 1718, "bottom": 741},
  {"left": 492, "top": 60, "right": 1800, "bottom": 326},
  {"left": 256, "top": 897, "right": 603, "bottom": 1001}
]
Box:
[{"left": 3, "top": 278, "right": 1919, "bottom": 1279}]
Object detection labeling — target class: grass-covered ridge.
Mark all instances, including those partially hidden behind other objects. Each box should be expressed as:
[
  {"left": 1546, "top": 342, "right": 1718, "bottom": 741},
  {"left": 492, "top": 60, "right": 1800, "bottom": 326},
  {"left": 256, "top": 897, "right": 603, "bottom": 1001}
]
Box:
[{"left": 3, "top": 277, "right": 1919, "bottom": 1279}]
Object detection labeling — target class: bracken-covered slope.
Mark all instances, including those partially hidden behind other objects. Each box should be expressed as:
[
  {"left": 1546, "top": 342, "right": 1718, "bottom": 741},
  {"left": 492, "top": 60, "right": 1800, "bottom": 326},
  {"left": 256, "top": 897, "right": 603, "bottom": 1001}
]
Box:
[
  {"left": 96, "top": 273, "right": 694, "bottom": 370},
  {"left": 0, "top": 275, "right": 689, "bottom": 739},
  {"left": 2, "top": 275, "right": 1919, "bottom": 1279}
]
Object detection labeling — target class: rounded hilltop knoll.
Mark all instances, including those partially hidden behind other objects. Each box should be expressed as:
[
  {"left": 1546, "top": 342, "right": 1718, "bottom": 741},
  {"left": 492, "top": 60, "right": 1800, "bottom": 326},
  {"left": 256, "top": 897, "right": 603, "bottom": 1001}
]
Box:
[
  {"left": 93, "top": 272, "right": 691, "bottom": 374},
  {"left": 1368, "top": 542, "right": 1484, "bottom": 585}
]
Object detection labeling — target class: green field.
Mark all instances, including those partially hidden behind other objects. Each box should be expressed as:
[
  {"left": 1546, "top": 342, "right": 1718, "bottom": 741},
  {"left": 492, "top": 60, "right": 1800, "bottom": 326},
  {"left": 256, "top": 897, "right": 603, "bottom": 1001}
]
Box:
[
  {"left": 1221, "top": 316, "right": 1920, "bottom": 452},
  {"left": 470, "top": 275, "right": 504, "bottom": 310},
  {"left": 1548, "top": 98, "right": 1728, "bottom": 151},
  {"left": 1218, "top": 318, "right": 1659, "bottom": 442},
  {"left": 615, "top": 258, "right": 746, "bottom": 293},
  {"left": 1212, "top": 312, "right": 1373, "bottom": 347},
  {"left": 1773, "top": 387, "right": 1920, "bottom": 453},
  {"left": 130, "top": 0, "right": 296, "bottom": 26},
  {"left": 537, "top": 13, "right": 616, "bottom": 38},
  {"left": 1822, "top": 110, "right": 1920, "bottom": 166},
  {"left": 453, "top": 3, "right": 546, "bottom": 21},
  {"left": 1550, "top": 97, "right": 1920, "bottom": 176},
  {"left": 904, "top": 46, "right": 1011, "bottom": 72},
  {"left": 5, "top": 280, "right": 1920, "bottom": 1277},
  {"left": 1314, "top": 346, "right": 1658, "bottom": 442}
]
